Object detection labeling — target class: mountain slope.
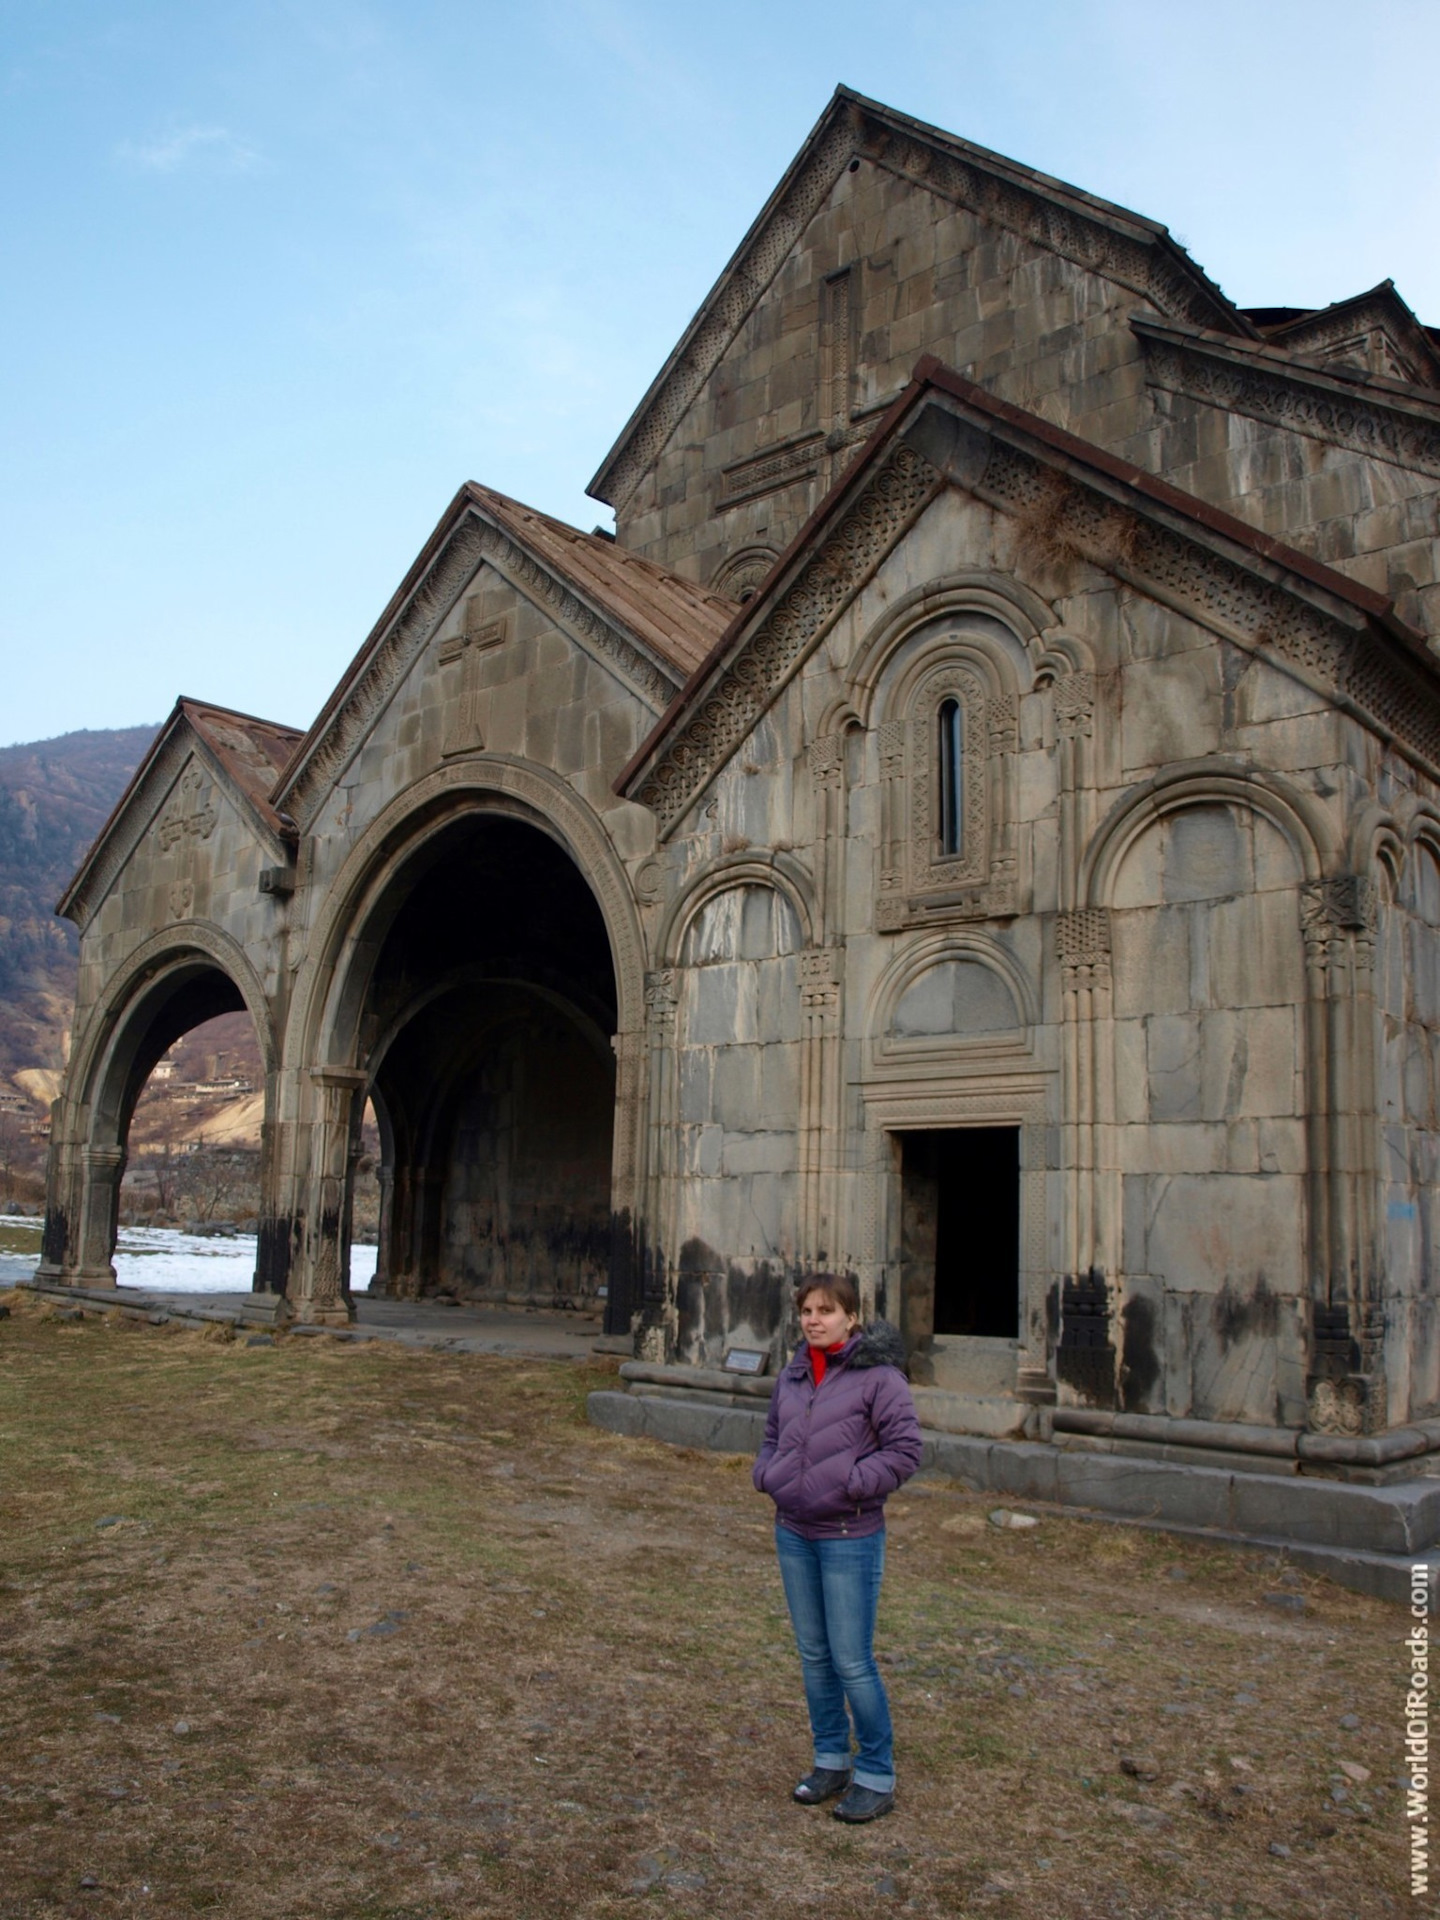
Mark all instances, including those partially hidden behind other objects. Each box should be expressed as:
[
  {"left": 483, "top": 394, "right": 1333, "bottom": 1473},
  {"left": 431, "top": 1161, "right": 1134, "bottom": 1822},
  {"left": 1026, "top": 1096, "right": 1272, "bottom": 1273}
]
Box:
[{"left": 0, "top": 725, "right": 159, "bottom": 1094}]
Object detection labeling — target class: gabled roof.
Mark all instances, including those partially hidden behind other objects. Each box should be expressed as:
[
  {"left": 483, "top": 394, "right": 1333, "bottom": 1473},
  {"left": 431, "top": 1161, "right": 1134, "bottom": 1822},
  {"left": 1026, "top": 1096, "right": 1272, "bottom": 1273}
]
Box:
[
  {"left": 465, "top": 484, "right": 736, "bottom": 678},
  {"left": 588, "top": 85, "right": 1251, "bottom": 513},
  {"left": 58, "top": 699, "right": 302, "bottom": 927},
  {"left": 1133, "top": 313, "right": 1440, "bottom": 479},
  {"left": 619, "top": 355, "right": 1439, "bottom": 836},
  {"left": 1243, "top": 281, "right": 1440, "bottom": 388},
  {"left": 181, "top": 703, "right": 303, "bottom": 833},
  {"left": 271, "top": 481, "right": 739, "bottom": 830}
]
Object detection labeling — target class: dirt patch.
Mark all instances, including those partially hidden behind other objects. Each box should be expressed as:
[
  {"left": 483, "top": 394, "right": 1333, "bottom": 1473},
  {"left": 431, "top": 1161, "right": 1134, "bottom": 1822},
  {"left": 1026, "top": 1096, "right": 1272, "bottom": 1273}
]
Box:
[{"left": 0, "top": 1294, "right": 1406, "bottom": 1918}]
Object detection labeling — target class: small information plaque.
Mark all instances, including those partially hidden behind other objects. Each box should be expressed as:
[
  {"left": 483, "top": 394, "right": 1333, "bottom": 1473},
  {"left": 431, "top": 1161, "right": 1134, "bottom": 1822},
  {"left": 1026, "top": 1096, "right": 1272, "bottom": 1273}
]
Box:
[{"left": 723, "top": 1347, "right": 768, "bottom": 1375}]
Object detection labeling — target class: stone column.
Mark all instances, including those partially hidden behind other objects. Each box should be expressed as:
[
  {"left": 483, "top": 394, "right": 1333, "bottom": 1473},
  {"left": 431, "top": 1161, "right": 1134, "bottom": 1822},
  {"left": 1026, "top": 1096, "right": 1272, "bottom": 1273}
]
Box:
[
  {"left": 291, "top": 1068, "right": 365, "bottom": 1326},
  {"left": 636, "top": 970, "right": 678, "bottom": 1361},
  {"left": 875, "top": 721, "right": 907, "bottom": 930},
  {"left": 370, "top": 1159, "right": 395, "bottom": 1297},
  {"left": 37, "top": 1100, "right": 86, "bottom": 1281},
  {"left": 800, "top": 731, "right": 849, "bottom": 1277},
  {"left": 605, "top": 1025, "right": 646, "bottom": 1337},
  {"left": 798, "top": 948, "right": 843, "bottom": 1273},
  {"left": 1053, "top": 673, "right": 1095, "bottom": 913},
  {"left": 72, "top": 1144, "right": 126, "bottom": 1285},
  {"left": 1301, "top": 877, "right": 1387, "bottom": 1434},
  {"left": 1054, "top": 907, "right": 1118, "bottom": 1405}
]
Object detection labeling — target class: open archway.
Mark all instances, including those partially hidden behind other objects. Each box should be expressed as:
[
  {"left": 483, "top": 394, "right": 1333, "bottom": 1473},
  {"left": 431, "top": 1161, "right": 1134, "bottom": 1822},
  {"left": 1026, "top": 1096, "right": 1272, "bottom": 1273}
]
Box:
[
  {"left": 352, "top": 812, "right": 619, "bottom": 1311},
  {"left": 43, "top": 939, "right": 275, "bottom": 1286}
]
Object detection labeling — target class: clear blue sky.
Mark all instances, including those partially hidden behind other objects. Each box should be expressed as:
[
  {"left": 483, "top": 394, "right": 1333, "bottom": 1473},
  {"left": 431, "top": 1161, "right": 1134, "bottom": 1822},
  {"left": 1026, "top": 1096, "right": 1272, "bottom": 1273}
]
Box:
[{"left": 4, "top": 0, "right": 1438, "bottom": 747}]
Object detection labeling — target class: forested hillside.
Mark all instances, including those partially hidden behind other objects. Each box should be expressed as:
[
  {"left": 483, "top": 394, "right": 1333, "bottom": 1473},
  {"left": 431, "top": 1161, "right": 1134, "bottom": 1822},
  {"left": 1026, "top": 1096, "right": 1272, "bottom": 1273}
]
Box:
[{"left": 0, "top": 725, "right": 158, "bottom": 1103}]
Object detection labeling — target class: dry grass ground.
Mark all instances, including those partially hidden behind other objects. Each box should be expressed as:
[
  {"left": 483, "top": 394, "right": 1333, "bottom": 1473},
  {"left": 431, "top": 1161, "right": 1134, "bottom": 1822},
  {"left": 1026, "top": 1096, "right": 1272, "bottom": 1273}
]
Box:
[{"left": 0, "top": 1293, "right": 1406, "bottom": 1920}]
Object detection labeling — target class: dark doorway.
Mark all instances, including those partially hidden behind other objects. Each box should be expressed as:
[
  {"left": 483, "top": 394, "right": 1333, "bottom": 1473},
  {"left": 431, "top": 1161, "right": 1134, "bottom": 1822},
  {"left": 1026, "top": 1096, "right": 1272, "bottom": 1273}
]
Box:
[
  {"left": 360, "top": 813, "right": 618, "bottom": 1315},
  {"left": 898, "top": 1127, "right": 1020, "bottom": 1351}
]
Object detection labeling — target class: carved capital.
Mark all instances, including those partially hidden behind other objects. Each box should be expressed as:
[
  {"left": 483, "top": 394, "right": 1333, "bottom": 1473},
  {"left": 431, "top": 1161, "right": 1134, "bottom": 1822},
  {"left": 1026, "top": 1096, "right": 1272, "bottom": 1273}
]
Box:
[
  {"left": 807, "top": 732, "right": 845, "bottom": 790},
  {"left": 799, "top": 947, "right": 841, "bottom": 1010},
  {"left": 1301, "top": 876, "right": 1378, "bottom": 957},
  {"left": 644, "top": 968, "right": 678, "bottom": 1035},
  {"left": 1056, "top": 907, "right": 1112, "bottom": 988},
  {"left": 1053, "top": 671, "right": 1095, "bottom": 738},
  {"left": 878, "top": 720, "right": 906, "bottom": 774},
  {"left": 987, "top": 689, "right": 1019, "bottom": 752}
]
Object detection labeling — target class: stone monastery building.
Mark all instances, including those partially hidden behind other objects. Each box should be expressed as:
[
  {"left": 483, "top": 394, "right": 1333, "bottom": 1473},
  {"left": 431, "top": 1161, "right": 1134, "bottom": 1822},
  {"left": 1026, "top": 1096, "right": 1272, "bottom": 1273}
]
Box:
[{"left": 44, "top": 90, "right": 1440, "bottom": 1475}]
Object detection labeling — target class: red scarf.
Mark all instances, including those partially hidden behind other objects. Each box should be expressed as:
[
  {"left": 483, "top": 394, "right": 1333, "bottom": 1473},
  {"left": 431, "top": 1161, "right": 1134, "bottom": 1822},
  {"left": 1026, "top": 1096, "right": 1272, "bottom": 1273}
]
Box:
[{"left": 808, "top": 1339, "right": 848, "bottom": 1387}]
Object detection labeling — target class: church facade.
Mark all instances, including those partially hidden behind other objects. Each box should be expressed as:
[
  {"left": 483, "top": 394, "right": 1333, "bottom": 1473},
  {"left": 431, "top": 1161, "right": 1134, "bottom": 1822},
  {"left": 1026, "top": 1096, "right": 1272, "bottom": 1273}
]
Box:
[{"left": 42, "top": 91, "right": 1440, "bottom": 1464}]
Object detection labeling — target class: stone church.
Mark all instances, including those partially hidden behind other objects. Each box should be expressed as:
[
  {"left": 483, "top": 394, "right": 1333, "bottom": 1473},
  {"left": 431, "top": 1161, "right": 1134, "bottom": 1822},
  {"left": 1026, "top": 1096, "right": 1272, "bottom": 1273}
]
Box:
[{"left": 42, "top": 89, "right": 1440, "bottom": 1480}]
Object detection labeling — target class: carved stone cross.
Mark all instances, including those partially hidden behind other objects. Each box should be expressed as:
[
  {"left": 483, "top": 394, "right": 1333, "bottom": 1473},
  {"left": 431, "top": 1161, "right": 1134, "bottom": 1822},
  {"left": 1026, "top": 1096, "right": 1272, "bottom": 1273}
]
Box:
[{"left": 439, "top": 600, "right": 506, "bottom": 757}]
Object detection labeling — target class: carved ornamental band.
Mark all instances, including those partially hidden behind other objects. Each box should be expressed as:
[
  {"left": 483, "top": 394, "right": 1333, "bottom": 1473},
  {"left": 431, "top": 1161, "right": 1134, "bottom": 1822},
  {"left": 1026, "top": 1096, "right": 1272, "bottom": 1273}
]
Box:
[{"left": 635, "top": 443, "right": 940, "bottom": 837}]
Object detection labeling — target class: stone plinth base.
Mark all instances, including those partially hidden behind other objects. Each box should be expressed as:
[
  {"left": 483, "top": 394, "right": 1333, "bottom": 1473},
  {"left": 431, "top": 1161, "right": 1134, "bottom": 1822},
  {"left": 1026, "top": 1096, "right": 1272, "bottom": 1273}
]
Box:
[{"left": 587, "top": 1387, "right": 1440, "bottom": 1608}]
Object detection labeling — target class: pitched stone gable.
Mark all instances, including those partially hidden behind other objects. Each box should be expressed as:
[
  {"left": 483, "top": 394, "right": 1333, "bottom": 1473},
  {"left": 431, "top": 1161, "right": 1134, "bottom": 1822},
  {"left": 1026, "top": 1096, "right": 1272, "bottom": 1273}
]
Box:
[
  {"left": 59, "top": 702, "right": 301, "bottom": 932},
  {"left": 591, "top": 87, "right": 1244, "bottom": 517},
  {"left": 273, "top": 486, "right": 734, "bottom": 835},
  {"left": 620, "top": 361, "right": 1440, "bottom": 839}
]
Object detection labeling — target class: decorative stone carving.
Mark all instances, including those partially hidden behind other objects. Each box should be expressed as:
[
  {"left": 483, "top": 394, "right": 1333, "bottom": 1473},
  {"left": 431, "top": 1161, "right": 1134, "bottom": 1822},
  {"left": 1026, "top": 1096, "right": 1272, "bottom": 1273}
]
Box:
[
  {"left": 168, "top": 878, "right": 195, "bottom": 920},
  {"left": 478, "top": 523, "right": 676, "bottom": 710},
  {"left": 1056, "top": 908, "right": 1112, "bottom": 988},
  {"left": 710, "top": 546, "right": 780, "bottom": 601},
  {"left": 635, "top": 442, "right": 939, "bottom": 836},
  {"left": 157, "top": 765, "right": 218, "bottom": 850},
  {"left": 720, "top": 435, "right": 824, "bottom": 507},
  {"left": 1052, "top": 672, "right": 1095, "bottom": 738},
  {"left": 908, "top": 666, "right": 987, "bottom": 890},
  {"left": 1301, "top": 876, "right": 1379, "bottom": 959},
  {"left": 874, "top": 653, "right": 1019, "bottom": 932},
  {"left": 807, "top": 733, "right": 845, "bottom": 790},
  {"left": 644, "top": 968, "right": 678, "bottom": 1035},
  {"left": 986, "top": 689, "right": 1019, "bottom": 754},
  {"left": 799, "top": 947, "right": 841, "bottom": 1010}
]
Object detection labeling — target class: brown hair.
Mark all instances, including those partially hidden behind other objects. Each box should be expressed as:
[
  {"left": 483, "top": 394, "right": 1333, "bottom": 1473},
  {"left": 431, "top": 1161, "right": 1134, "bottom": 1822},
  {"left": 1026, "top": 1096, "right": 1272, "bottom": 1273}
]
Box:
[{"left": 794, "top": 1273, "right": 860, "bottom": 1319}]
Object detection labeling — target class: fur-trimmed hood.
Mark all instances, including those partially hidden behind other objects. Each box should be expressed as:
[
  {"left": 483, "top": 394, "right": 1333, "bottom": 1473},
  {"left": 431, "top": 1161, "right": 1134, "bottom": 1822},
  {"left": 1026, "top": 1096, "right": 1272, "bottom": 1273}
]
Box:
[
  {"left": 843, "top": 1318, "right": 908, "bottom": 1374},
  {"left": 782, "top": 1317, "right": 908, "bottom": 1380}
]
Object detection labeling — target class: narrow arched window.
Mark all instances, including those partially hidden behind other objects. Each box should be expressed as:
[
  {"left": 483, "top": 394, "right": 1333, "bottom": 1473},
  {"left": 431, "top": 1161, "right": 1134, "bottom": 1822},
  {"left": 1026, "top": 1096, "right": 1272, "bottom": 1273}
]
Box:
[{"left": 938, "top": 697, "right": 963, "bottom": 856}]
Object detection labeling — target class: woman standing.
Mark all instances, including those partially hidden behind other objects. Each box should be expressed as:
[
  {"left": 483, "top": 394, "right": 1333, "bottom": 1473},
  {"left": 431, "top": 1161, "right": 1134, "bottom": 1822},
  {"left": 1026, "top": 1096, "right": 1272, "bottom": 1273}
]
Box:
[{"left": 752, "top": 1275, "right": 922, "bottom": 1823}]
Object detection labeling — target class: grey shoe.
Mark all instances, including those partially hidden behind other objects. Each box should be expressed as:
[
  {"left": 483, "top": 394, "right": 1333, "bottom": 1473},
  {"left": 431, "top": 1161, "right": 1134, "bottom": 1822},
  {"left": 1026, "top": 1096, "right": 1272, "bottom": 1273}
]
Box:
[
  {"left": 832, "top": 1782, "right": 895, "bottom": 1822},
  {"left": 793, "top": 1766, "right": 852, "bottom": 1804}
]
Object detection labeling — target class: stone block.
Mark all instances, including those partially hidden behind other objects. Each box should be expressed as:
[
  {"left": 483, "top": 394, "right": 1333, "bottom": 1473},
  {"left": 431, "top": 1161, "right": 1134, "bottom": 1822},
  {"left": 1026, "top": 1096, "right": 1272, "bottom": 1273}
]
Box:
[
  {"left": 720, "top": 1129, "right": 797, "bottom": 1178},
  {"left": 1230, "top": 1474, "right": 1440, "bottom": 1555},
  {"left": 1135, "top": 1171, "right": 1303, "bottom": 1294},
  {"left": 1146, "top": 1013, "right": 1202, "bottom": 1120},
  {"left": 1206, "top": 889, "right": 1306, "bottom": 1009},
  {"left": 1055, "top": 1450, "right": 1236, "bottom": 1530},
  {"left": 686, "top": 966, "right": 740, "bottom": 1044},
  {"left": 1111, "top": 905, "right": 1193, "bottom": 1016}
]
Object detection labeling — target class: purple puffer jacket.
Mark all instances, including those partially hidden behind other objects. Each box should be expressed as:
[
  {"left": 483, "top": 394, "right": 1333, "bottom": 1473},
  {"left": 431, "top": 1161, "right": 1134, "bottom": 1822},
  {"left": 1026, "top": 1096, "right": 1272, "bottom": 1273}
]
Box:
[{"left": 752, "top": 1320, "right": 922, "bottom": 1539}]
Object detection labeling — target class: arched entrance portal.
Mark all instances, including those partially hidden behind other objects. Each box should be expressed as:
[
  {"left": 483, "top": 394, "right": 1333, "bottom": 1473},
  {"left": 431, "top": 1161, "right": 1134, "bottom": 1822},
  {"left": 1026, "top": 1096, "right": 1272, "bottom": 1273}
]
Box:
[
  {"left": 41, "top": 943, "right": 273, "bottom": 1286},
  {"left": 359, "top": 814, "right": 617, "bottom": 1309}
]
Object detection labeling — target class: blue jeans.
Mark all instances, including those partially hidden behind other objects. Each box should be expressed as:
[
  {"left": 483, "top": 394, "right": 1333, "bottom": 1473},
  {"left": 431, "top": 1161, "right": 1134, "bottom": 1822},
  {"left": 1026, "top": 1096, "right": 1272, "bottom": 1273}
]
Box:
[{"left": 774, "top": 1523, "right": 895, "bottom": 1791}]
